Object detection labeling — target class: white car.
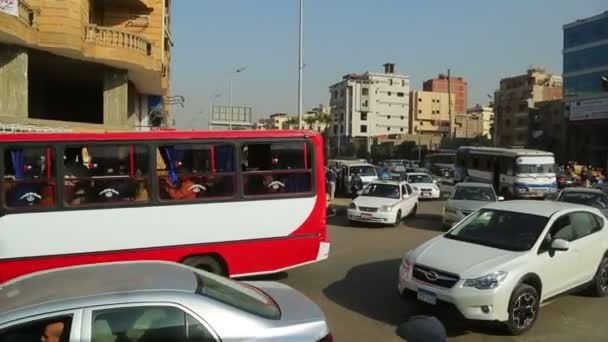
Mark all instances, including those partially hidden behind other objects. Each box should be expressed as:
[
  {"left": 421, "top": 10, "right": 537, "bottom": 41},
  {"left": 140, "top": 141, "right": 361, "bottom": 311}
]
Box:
[
  {"left": 342, "top": 163, "right": 378, "bottom": 194},
  {"left": 442, "top": 182, "right": 503, "bottom": 229},
  {"left": 402, "top": 172, "right": 441, "bottom": 199},
  {"left": 398, "top": 200, "right": 608, "bottom": 335},
  {"left": 347, "top": 180, "right": 418, "bottom": 227}
]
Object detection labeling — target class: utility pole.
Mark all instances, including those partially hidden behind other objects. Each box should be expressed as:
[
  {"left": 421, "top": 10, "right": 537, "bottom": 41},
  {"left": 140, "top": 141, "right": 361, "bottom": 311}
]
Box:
[
  {"left": 447, "top": 68, "right": 454, "bottom": 141},
  {"left": 298, "top": 0, "right": 304, "bottom": 129},
  {"left": 228, "top": 79, "right": 232, "bottom": 131}
]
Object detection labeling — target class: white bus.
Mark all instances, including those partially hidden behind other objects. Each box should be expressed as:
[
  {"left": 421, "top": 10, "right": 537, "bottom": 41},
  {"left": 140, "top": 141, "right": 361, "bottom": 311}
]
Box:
[{"left": 455, "top": 147, "right": 557, "bottom": 199}]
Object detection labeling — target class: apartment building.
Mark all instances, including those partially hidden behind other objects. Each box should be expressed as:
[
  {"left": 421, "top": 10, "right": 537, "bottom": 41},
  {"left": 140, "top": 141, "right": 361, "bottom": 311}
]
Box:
[
  {"left": 467, "top": 105, "right": 494, "bottom": 138},
  {"left": 529, "top": 99, "right": 568, "bottom": 161},
  {"left": 563, "top": 11, "right": 608, "bottom": 166},
  {"left": 454, "top": 113, "right": 484, "bottom": 138},
  {"left": 423, "top": 74, "right": 468, "bottom": 114},
  {"left": 329, "top": 63, "right": 410, "bottom": 147},
  {"left": 494, "top": 67, "right": 562, "bottom": 146},
  {"left": 0, "top": 0, "right": 172, "bottom": 131},
  {"left": 409, "top": 90, "right": 455, "bottom": 136}
]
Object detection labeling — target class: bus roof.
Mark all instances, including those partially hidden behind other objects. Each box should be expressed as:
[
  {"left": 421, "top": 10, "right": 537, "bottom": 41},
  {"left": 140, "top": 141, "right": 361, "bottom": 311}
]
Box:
[
  {"left": 0, "top": 130, "right": 320, "bottom": 143},
  {"left": 457, "top": 146, "right": 554, "bottom": 157}
]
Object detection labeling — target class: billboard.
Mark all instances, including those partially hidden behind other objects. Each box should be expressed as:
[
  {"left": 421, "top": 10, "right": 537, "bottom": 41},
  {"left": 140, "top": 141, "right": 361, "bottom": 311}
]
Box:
[
  {"left": 0, "top": 0, "right": 18, "bottom": 17},
  {"left": 570, "top": 97, "right": 608, "bottom": 121}
]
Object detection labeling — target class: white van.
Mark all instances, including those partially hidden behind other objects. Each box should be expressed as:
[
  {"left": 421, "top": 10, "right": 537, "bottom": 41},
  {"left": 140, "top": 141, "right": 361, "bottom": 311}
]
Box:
[{"left": 341, "top": 163, "right": 378, "bottom": 194}]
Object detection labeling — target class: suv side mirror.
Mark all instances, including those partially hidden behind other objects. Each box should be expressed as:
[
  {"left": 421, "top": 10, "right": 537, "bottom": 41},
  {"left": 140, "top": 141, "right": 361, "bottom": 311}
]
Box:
[
  {"left": 551, "top": 239, "right": 570, "bottom": 251},
  {"left": 498, "top": 196, "right": 505, "bottom": 201}
]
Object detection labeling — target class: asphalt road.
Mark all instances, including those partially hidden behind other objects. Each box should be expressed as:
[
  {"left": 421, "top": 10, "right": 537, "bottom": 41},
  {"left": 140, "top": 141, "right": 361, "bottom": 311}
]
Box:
[{"left": 257, "top": 187, "right": 608, "bottom": 341}]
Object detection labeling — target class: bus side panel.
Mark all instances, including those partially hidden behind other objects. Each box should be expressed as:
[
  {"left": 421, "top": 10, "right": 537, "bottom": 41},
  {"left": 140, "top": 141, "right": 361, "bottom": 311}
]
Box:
[{"left": 0, "top": 235, "right": 323, "bottom": 283}]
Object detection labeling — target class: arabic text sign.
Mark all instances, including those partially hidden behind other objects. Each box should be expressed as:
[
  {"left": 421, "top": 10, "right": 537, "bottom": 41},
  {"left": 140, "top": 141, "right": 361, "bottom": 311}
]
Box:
[
  {"left": 0, "top": 0, "right": 18, "bottom": 17},
  {"left": 570, "top": 97, "right": 608, "bottom": 121}
]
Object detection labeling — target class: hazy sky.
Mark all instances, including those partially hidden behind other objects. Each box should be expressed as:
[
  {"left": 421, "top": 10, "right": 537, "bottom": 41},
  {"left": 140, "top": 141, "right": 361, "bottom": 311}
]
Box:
[{"left": 170, "top": 0, "right": 606, "bottom": 128}]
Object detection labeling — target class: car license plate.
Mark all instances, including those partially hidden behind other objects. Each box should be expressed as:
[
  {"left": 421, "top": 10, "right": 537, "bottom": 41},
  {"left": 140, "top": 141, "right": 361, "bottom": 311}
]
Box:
[
  {"left": 417, "top": 288, "right": 437, "bottom": 305},
  {"left": 361, "top": 213, "right": 372, "bottom": 218},
  {"left": 422, "top": 192, "right": 431, "bottom": 197}
]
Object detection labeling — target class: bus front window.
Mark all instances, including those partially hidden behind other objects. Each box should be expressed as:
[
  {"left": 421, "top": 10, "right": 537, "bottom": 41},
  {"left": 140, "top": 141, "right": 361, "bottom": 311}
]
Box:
[{"left": 516, "top": 164, "right": 556, "bottom": 174}]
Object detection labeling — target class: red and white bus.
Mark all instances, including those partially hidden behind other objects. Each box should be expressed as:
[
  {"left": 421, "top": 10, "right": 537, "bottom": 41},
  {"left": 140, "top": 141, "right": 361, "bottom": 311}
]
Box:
[{"left": 0, "top": 130, "right": 329, "bottom": 284}]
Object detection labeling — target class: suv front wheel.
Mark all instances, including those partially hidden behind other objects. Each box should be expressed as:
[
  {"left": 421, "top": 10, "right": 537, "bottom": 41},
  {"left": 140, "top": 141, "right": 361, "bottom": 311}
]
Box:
[{"left": 505, "top": 284, "right": 540, "bottom": 335}]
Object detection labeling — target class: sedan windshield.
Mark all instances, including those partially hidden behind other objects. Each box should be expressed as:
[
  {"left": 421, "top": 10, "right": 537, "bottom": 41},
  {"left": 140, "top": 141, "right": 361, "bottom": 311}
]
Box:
[
  {"left": 516, "top": 163, "right": 555, "bottom": 174},
  {"left": 408, "top": 175, "right": 433, "bottom": 184},
  {"left": 350, "top": 166, "right": 376, "bottom": 177},
  {"left": 445, "top": 209, "right": 548, "bottom": 251},
  {"left": 560, "top": 192, "right": 608, "bottom": 209},
  {"left": 452, "top": 187, "right": 496, "bottom": 201},
  {"left": 362, "top": 183, "right": 400, "bottom": 199}
]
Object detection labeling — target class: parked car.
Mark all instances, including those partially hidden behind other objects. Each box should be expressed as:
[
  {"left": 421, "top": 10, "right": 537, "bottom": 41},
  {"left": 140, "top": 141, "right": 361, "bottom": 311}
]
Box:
[
  {"left": 340, "top": 163, "right": 378, "bottom": 194},
  {"left": 0, "top": 261, "right": 332, "bottom": 342},
  {"left": 348, "top": 180, "right": 418, "bottom": 227},
  {"left": 398, "top": 200, "right": 608, "bottom": 335},
  {"left": 400, "top": 172, "right": 441, "bottom": 199},
  {"left": 552, "top": 187, "right": 608, "bottom": 217},
  {"left": 442, "top": 182, "right": 503, "bottom": 229}
]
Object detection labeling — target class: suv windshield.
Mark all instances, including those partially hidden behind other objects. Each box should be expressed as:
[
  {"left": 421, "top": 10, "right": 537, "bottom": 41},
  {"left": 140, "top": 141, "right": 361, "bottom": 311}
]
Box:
[
  {"left": 362, "top": 183, "right": 400, "bottom": 199},
  {"left": 452, "top": 187, "right": 496, "bottom": 201},
  {"left": 350, "top": 166, "right": 376, "bottom": 177},
  {"left": 445, "top": 209, "right": 548, "bottom": 251},
  {"left": 560, "top": 192, "right": 608, "bottom": 209},
  {"left": 194, "top": 269, "right": 280, "bottom": 320},
  {"left": 516, "top": 164, "right": 555, "bottom": 174},
  {"left": 407, "top": 175, "right": 433, "bottom": 184}
]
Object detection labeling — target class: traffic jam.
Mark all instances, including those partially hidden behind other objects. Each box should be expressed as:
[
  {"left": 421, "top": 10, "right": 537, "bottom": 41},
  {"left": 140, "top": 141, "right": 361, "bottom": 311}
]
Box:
[{"left": 1, "top": 131, "right": 608, "bottom": 341}]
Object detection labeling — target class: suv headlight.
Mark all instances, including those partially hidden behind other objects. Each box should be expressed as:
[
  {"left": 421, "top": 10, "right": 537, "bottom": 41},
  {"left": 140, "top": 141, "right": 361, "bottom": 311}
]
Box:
[
  {"left": 401, "top": 252, "right": 413, "bottom": 273},
  {"left": 349, "top": 203, "right": 357, "bottom": 209},
  {"left": 463, "top": 271, "right": 508, "bottom": 290},
  {"left": 379, "top": 205, "right": 395, "bottom": 212}
]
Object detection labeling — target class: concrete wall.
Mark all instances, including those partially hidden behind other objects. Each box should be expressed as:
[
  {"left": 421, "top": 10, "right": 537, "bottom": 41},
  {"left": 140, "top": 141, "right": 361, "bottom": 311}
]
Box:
[
  {"left": 103, "top": 69, "right": 128, "bottom": 127},
  {"left": 0, "top": 45, "right": 28, "bottom": 118}
]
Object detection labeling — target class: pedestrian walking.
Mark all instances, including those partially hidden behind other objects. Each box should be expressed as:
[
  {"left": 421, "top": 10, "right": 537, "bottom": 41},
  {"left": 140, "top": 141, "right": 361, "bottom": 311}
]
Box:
[
  {"left": 326, "top": 167, "right": 337, "bottom": 201},
  {"left": 350, "top": 171, "right": 363, "bottom": 199}
]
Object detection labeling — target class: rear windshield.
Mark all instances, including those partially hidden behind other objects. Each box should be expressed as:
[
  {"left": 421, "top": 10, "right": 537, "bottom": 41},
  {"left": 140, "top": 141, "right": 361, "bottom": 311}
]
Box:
[{"left": 194, "top": 270, "right": 280, "bottom": 320}]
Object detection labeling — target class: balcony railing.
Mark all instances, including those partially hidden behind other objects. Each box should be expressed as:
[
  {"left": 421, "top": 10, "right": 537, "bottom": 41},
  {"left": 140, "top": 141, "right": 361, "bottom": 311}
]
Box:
[
  {"left": 18, "top": 0, "right": 36, "bottom": 27},
  {"left": 84, "top": 24, "right": 152, "bottom": 56}
]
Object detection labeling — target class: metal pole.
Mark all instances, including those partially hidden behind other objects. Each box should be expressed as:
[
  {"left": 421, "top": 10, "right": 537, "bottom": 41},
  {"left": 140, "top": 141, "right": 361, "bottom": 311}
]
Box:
[
  {"left": 448, "top": 68, "right": 453, "bottom": 141},
  {"left": 298, "top": 0, "right": 304, "bottom": 129},
  {"left": 228, "top": 79, "right": 232, "bottom": 131}
]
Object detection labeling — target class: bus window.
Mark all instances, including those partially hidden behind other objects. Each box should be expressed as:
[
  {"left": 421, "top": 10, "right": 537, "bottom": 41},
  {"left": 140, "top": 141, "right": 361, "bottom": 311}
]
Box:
[
  {"left": 242, "top": 142, "right": 312, "bottom": 196},
  {"left": 63, "top": 145, "right": 149, "bottom": 206},
  {"left": 3, "top": 147, "right": 56, "bottom": 210},
  {"left": 157, "top": 144, "right": 236, "bottom": 201}
]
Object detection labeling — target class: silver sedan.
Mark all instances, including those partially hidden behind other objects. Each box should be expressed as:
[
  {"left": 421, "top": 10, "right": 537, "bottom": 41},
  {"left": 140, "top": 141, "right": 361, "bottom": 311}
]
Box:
[{"left": 0, "top": 261, "right": 331, "bottom": 342}]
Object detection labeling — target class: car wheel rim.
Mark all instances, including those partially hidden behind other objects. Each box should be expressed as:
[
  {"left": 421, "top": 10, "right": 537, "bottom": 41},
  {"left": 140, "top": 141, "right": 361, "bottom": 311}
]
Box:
[
  {"left": 601, "top": 264, "right": 608, "bottom": 293},
  {"left": 512, "top": 293, "right": 536, "bottom": 330}
]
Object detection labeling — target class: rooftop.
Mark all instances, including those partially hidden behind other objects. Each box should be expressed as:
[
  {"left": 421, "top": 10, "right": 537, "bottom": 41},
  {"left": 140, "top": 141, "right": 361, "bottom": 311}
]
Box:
[
  {"left": 0, "top": 262, "right": 197, "bottom": 315},
  {"left": 455, "top": 182, "right": 493, "bottom": 188},
  {"left": 484, "top": 200, "right": 588, "bottom": 217}
]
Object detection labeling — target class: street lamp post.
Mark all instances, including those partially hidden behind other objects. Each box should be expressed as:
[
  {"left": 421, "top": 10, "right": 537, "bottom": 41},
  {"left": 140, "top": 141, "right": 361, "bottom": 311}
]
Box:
[
  {"left": 298, "top": 0, "right": 304, "bottom": 129},
  {"left": 228, "top": 67, "right": 247, "bottom": 130},
  {"left": 208, "top": 92, "right": 221, "bottom": 129}
]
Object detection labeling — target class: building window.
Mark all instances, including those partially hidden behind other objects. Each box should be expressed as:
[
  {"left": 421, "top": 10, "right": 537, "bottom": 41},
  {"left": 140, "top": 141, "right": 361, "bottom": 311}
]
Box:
[
  {"left": 397, "top": 92, "right": 404, "bottom": 97},
  {"left": 519, "top": 103, "right": 527, "bottom": 111},
  {"left": 333, "top": 126, "right": 338, "bottom": 134},
  {"left": 362, "top": 88, "right": 369, "bottom": 96},
  {"left": 387, "top": 127, "right": 390, "bottom": 131},
  {"left": 360, "top": 125, "right": 368, "bottom": 133},
  {"left": 362, "top": 100, "right": 368, "bottom": 107},
  {"left": 401, "top": 80, "right": 405, "bottom": 86},
  {"left": 361, "top": 112, "right": 368, "bottom": 120},
  {"left": 401, "top": 116, "right": 404, "bottom": 120},
  {"left": 400, "top": 128, "right": 404, "bottom": 132},
  {"left": 389, "top": 79, "right": 393, "bottom": 86},
  {"left": 418, "top": 98, "right": 422, "bottom": 102},
  {"left": 418, "top": 110, "right": 422, "bottom": 114},
  {"left": 388, "top": 115, "right": 391, "bottom": 119},
  {"left": 3, "top": 147, "right": 56, "bottom": 210},
  {"left": 388, "top": 91, "right": 392, "bottom": 96}
]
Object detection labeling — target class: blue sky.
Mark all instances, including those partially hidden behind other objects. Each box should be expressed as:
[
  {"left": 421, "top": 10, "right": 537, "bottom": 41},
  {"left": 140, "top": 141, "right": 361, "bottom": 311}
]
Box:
[{"left": 170, "top": 0, "right": 606, "bottom": 128}]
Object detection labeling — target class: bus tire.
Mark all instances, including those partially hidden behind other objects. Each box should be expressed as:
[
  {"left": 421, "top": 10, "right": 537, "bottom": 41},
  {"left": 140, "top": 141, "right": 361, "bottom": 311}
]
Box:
[{"left": 182, "top": 255, "right": 226, "bottom": 276}]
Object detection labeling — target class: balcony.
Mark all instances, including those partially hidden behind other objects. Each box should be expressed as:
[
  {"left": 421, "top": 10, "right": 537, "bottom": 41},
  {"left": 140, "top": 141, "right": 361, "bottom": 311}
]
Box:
[
  {"left": 18, "top": 0, "right": 37, "bottom": 27},
  {"left": 84, "top": 24, "right": 152, "bottom": 56}
]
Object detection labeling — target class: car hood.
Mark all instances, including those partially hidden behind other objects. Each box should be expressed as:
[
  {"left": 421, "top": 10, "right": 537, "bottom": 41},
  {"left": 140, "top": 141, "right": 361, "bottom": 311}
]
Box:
[
  {"left": 445, "top": 199, "right": 493, "bottom": 212},
  {"left": 353, "top": 196, "right": 398, "bottom": 207},
  {"left": 249, "top": 281, "right": 328, "bottom": 326},
  {"left": 411, "top": 237, "right": 524, "bottom": 278}
]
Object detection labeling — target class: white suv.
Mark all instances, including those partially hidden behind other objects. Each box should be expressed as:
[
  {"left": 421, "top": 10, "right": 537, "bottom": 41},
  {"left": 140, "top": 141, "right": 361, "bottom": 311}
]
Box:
[{"left": 398, "top": 200, "right": 608, "bottom": 335}]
